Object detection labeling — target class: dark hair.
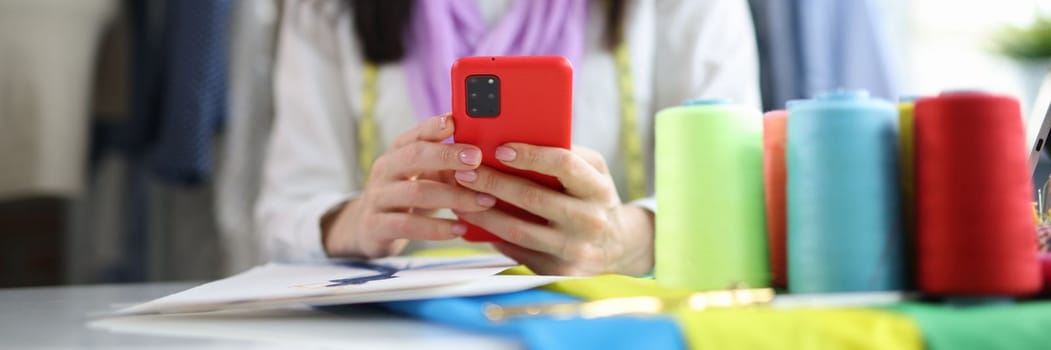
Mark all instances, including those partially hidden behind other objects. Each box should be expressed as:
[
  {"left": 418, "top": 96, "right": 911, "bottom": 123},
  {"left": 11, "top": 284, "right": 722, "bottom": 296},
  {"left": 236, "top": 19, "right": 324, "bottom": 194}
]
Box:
[{"left": 349, "top": 0, "right": 626, "bottom": 64}]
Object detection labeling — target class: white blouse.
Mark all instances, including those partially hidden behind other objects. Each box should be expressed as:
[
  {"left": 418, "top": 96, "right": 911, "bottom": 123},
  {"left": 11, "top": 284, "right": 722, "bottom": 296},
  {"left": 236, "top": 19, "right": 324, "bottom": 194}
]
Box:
[{"left": 258, "top": 0, "right": 761, "bottom": 262}]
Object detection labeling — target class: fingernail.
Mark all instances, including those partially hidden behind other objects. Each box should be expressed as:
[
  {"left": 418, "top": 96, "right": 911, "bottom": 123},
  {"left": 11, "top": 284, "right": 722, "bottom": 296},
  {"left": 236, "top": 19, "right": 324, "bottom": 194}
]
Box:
[
  {"left": 476, "top": 193, "right": 496, "bottom": 207},
  {"left": 451, "top": 223, "right": 468, "bottom": 236},
  {"left": 459, "top": 148, "right": 481, "bottom": 165},
  {"left": 439, "top": 114, "right": 449, "bottom": 130},
  {"left": 495, "top": 146, "right": 517, "bottom": 162},
  {"left": 455, "top": 170, "right": 478, "bottom": 182}
]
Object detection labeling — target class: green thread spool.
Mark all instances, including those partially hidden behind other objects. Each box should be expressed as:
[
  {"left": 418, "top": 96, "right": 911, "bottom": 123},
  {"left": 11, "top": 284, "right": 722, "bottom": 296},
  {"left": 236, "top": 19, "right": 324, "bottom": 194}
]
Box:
[{"left": 654, "top": 99, "right": 769, "bottom": 291}]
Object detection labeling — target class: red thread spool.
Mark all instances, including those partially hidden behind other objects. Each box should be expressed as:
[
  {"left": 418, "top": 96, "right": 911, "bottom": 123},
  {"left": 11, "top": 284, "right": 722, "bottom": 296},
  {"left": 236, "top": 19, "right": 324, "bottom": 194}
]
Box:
[
  {"left": 915, "top": 92, "right": 1042, "bottom": 296},
  {"left": 763, "top": 110, "right": 788, "bottom": 287},
  {"left": 1042, "top": 253, "right": 1051, "bottom": 292}
]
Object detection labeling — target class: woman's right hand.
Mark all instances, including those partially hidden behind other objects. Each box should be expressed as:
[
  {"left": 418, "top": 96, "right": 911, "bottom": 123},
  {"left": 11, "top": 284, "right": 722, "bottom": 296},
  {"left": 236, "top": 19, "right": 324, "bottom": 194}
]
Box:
[{"left": 321, "top": 113, "right": 496, "bottom": 258}]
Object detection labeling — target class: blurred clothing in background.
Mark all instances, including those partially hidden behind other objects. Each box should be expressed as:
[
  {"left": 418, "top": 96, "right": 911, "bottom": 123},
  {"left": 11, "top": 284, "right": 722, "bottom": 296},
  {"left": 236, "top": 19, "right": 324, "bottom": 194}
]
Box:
[
  {"left": 216, "top": 0, "right": 281, "bottom": 275},
  {"left": 749, "top": 0, "right": 901, "bottom": 110}
]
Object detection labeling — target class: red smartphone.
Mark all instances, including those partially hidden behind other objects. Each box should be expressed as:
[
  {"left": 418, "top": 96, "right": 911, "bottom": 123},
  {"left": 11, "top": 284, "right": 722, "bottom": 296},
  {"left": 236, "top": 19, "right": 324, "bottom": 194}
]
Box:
[{"left": 451, "top": 56, "right": 573, "bottom": 242}]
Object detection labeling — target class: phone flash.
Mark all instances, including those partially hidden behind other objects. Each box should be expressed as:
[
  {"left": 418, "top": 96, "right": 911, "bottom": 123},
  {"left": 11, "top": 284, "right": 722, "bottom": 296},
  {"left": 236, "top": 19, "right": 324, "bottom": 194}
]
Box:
[{"left": 488, "top": 78, "right": 495, "bottom": 84}]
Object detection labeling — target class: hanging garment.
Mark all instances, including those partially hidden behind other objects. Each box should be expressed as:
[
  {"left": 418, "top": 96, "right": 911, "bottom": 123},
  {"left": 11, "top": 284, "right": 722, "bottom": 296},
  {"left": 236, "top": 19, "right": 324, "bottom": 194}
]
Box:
[
  {"left": 748, "top": 0, "right": 901, "bottom": 110},
  {"left": 150, "top": 0, "right": 234, "bottom": 185},
  {"left": 81, "top": 0, "right": 233, "bottom": 282}
]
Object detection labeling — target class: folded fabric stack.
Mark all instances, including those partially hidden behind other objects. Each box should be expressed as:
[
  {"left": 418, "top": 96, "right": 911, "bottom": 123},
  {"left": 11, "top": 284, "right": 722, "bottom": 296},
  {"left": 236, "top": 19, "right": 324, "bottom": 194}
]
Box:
[{"left": 382, "top": 270, "right": 1051, "bottom": 350}]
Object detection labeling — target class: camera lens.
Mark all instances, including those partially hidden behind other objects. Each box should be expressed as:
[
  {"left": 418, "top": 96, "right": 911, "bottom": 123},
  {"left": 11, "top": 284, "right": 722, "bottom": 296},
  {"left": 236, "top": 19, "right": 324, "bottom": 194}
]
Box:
[{"left": 465, "top": 75, "right": 499, "bottom": 117}]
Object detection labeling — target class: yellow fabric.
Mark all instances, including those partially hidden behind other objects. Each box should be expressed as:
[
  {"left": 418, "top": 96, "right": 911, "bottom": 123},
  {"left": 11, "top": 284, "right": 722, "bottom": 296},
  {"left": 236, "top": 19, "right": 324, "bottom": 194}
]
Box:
[
  {"left": 676, "top": 307, "right": 922, "bottom": 350},
  {"left": 411, "top": 249, "right": 922, "bottom": 350},
  {"left": 542, "top": 274, "right": 922, "bottom": 350},
  {"left": 546, "top": 274, "right": 691, "bottom": 300}
]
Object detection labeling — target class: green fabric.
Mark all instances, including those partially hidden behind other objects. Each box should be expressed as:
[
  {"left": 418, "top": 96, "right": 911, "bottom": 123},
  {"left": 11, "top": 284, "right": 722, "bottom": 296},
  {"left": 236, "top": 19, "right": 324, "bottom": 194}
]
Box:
[{"left": 886, "top": 302, "right": 1051, "bottom": 350}]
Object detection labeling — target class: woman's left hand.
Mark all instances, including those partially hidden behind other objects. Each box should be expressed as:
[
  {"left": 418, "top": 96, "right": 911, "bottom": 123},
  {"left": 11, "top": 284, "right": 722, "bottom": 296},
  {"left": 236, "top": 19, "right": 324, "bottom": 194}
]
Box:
[{"left": 453, "top": 144, "right": 654, "bottom": 276}]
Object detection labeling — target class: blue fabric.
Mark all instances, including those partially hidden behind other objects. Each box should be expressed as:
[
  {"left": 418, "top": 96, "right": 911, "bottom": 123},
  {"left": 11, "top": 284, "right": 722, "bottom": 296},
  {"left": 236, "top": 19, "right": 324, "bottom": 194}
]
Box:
[
  {"left": 749, "top": 0, "right": 901, "bottom": 110},
  {"left": 748, "top": 0, "right": 805, "bottom": 111},
  {"left": 380, "top": 290, "right": 686, "bottom": 350},
  {"left": 151, "top": 0, "right": 233, "bottom": 185}
]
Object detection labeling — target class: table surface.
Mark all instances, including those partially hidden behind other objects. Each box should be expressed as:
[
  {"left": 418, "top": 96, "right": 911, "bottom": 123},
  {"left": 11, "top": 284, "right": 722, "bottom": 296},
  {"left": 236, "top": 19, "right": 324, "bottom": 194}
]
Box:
[{"left": 0, "top": 282, "right": 519, "bottom": 349}]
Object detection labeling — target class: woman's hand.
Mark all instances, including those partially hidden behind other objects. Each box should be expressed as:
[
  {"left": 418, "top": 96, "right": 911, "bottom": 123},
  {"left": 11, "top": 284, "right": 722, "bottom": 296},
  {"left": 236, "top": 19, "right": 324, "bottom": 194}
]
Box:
[
  {"left": 453, "top": 144, "right": 655, "bottom": 276},
  {"left": 322, "top": 113, "right": 497, "bottom": 258}
]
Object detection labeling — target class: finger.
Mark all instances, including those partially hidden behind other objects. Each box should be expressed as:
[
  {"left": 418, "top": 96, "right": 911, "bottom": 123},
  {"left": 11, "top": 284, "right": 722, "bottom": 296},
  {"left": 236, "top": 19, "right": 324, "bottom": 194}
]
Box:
[
  {"left": 454, "top": 166, "right": 582, "bottom": 222},
  {"left": 416, "top": 170, "right": 447, "bottom": 183},
  {"left": 390, "top": 113, "right": 454, "bottom": 149},
  {"left": 493, "top": 143, "right": 614, "bottom": 201},
  {"left": 371, "top": 180, "right": 496, "bottom": 212},
  {"left": 372, "top": 213, "right": 467, "bottom": 241},
  {"left": 435, "top": 170, "right": 458, "bottom": 185},
  {"left": 571, "top": 145, "right": 610, "bottom": 175},
  {"left": 491, "top": 242, "right": 565, "bottom": 276},
  {"left": 417, "top": 169, "right": 459, "bottom": 186},
  {"left": 374, "top": 141, "right": 482, "bottom": 180},
  {"left": 456, "top": 209, "right": 562, "bottom": 256}
]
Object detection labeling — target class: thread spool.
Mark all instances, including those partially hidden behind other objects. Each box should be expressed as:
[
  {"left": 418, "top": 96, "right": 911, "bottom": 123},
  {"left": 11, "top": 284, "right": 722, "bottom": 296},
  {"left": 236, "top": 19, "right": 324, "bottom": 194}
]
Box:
[
  {"left": 655, "top": 99, "right": 768, "bottom": 291},
  {"left": 787, "top": 90, "right": 904, "bottom": 293},
  {"left": 763, "top": 110, "right": 788, "bottom": 288},
  {"left": 915, "top": 91, "right": 1042, "bottom": 296},
  {"left": 898, "top": 97, "right": 918, "bottom": 289},
  {"left": 898, "top": 98, "right": 917, "bottom": 232},
  {"left": 1041, "top": 253, "right": 1051, "bottom": 293}
]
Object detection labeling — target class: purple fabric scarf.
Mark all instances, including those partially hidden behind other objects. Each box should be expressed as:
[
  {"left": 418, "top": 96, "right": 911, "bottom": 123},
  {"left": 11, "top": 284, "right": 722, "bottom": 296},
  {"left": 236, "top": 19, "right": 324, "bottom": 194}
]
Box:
[{"left": 404, "top": 0, "right": 588, "bottom": 121}]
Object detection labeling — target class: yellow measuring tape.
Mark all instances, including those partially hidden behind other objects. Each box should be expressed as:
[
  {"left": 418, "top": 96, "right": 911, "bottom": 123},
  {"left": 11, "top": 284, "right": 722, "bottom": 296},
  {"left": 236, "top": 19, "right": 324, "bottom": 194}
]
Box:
[
  {"left": 614, "top": 41, "right": 647, "bottom": 201},
  {"left": 357, "top": 63, "right": 379, "bottom": 185},
  {"left": 356, "top": 44, "right": 646, "bottom": 200}
]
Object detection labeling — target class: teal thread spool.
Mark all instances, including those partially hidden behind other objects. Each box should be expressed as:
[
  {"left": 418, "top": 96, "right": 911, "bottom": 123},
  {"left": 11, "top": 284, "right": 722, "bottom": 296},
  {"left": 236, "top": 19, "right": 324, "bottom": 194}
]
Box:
[
  {"left": 655, "top": 99, "right": 768, "bottom": 291},
  {"left": 787, "top": 90, "right": 904, "bottom": 293}
]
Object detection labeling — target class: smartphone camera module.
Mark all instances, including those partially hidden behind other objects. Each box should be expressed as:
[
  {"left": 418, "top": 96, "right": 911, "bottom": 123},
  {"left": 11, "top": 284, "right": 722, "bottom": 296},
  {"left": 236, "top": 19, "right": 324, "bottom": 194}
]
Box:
[{"left": 466, "top": 75, "right": 499, "bottom": 117}]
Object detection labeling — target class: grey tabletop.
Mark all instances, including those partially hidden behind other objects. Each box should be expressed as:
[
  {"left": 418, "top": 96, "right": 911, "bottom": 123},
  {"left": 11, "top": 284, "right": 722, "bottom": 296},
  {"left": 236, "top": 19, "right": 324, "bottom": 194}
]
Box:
[{"left": 0, "top": 282, "right": 518, "bottom": 349}]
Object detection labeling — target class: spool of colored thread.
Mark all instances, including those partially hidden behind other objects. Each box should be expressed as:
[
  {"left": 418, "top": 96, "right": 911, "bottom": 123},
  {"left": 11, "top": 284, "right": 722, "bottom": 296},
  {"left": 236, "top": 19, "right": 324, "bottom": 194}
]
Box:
[
  {"left": 1042, "top": 253, "right": 1051, "bottom": 293},
  {"left": 898, "top": 98, "right": 917, "bottom": 232},
  {"left": 787, "top": 90, "right": 903, "bottom": 293},
  {"left": 655, "top": 99, "right": 768, "bottom": 291},
  {"left": 763, "top": 110, "right": 788, "bottom": 288},
  {"left": 915, "top": 91, "right": 1042, "bottom": 296},
  {"left": 898, "top": 97, "right": 918, "bottom": 289}
]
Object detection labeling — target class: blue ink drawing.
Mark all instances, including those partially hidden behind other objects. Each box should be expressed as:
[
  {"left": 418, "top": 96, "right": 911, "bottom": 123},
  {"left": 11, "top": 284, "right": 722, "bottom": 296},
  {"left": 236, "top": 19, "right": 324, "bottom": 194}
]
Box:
[{"left": 324, "top": 256, "right": 507, "bottom": 287}]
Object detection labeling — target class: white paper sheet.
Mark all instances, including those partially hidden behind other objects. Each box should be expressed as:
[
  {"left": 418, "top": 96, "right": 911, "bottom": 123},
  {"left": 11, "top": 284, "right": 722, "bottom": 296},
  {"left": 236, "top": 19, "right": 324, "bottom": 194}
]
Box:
[
  {"left": 107, "top": 255, "right": 565, "bottom": 317},
  {"left": 90, "top": 306, "right": 519, "bottom": 349}
]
